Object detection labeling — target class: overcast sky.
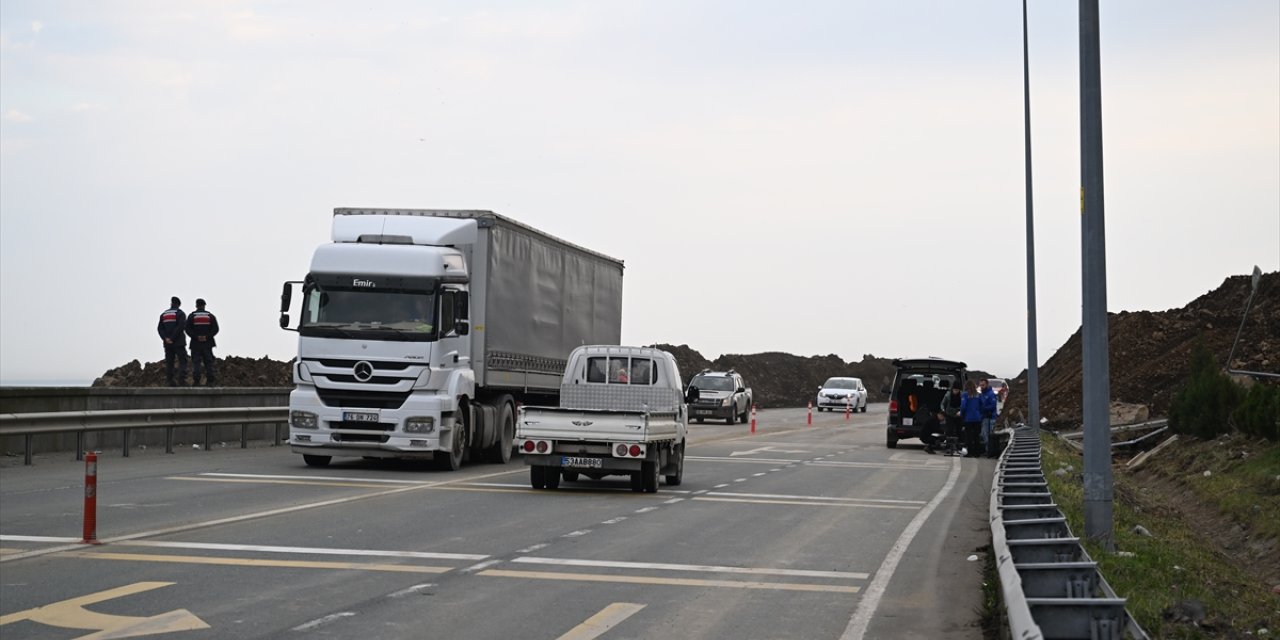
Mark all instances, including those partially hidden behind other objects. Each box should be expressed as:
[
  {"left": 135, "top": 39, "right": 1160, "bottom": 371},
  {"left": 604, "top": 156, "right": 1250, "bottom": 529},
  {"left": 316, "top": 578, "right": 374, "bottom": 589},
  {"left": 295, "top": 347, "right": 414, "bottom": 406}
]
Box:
[{"left": 2, "top": 1, "right": 1277, "bottom": 385}]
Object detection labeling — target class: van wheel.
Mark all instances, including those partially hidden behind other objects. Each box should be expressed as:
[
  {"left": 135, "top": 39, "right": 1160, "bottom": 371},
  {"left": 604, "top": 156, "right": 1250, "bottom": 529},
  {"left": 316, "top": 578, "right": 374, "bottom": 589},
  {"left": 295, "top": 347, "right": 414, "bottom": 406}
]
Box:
[
  {"left": 303, "top": 454, "right": 331, "bottom": 467},
  {"left": 664, "top": 445, "right": 684, "bottom": 486},
  {"left": 886, "top": 434, "right": 898, "bottom": 449},
  {"left": 563, "top": 471, "right": 579, "bottom": 482}
]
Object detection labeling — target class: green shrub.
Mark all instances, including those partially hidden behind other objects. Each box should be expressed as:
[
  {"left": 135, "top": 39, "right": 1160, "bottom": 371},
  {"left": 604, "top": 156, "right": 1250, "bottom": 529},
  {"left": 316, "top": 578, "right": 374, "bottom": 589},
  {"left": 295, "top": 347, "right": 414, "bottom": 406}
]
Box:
[
  {"left": 1232, "top": 382, "right": 1280, "bottom": 441},
  {"left": 1168, "top": 343, "right": 1241, "bottom": 439}
]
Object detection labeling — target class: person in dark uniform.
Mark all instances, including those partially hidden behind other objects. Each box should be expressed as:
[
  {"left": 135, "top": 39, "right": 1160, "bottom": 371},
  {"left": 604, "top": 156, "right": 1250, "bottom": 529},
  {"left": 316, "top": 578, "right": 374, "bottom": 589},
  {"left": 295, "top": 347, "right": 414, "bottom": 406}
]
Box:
[
  {"left": 185, "top": 298, "right": 220, "bottom": 386},
  {"left": 157, "top": 296, "right": 188, "bottom": 386}
]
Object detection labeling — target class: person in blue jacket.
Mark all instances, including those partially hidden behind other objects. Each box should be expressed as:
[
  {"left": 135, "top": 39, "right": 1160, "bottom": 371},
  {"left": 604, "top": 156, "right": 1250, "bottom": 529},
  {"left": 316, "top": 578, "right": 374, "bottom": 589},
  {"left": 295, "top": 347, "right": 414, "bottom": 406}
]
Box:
[
  {"left": 185, "top": 298, "right": 220, "bottom": 386},
  {"left": 157, "top": 296, "right": 188, "bottom": 386},
  {"left": 979, "top": 379, "right": 1001, "bottom": 458},
  {"left": 960, "top": 379, "right": 984, "bottom": 458}
]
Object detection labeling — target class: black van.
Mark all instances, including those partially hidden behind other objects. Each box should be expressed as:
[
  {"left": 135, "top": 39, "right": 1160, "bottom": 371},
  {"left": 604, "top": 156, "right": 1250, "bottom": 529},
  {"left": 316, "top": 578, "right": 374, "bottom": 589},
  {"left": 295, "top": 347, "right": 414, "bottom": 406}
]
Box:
[{"left": 883, "top": 357, "right": 968, "bottom": 448}]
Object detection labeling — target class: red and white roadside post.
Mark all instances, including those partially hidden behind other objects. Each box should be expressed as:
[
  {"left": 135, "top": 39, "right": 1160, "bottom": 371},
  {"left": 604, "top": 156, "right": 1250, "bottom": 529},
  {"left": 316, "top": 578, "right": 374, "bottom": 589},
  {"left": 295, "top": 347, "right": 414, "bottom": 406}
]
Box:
[
  {"left": 844, "top": 398, "right": 851, "bottom": 421},
  {"left": 807, "top": 401, "right": 813, "bottom": 426},
  {"left": 750, "top": 405, "right": 757, "bottom": 434},
  {"left": 83, "top": 452, "right": 100, "bottom": 544}
]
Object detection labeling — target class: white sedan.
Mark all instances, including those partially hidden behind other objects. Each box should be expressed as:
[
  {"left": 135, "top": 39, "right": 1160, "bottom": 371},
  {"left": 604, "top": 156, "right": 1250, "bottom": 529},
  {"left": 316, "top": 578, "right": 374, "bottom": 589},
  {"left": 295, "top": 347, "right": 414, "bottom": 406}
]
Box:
[{"left": 816, "top": 377, "right": 868, "bottom": 412}]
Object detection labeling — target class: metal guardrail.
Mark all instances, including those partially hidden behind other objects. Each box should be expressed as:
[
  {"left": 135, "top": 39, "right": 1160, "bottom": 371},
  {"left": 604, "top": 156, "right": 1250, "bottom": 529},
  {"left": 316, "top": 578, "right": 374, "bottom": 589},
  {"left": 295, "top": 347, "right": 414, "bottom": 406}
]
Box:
[
  {"left": 1, "top": 407, "right": 289, "bottom": 465},
  {"left": 990, "top": 425, "right": 1149, "bottom": 639}
]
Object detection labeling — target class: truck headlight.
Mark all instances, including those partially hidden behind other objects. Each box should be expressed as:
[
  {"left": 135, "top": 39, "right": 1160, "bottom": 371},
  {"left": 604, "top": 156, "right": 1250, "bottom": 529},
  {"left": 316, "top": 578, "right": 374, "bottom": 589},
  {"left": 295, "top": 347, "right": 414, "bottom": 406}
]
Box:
[
  {"left": 291, "top": 411, "right": 318, "bottom": 429},
  {"left": 721, "top": 398, "right": 731, "bottom": 406},
  {"left": 405, "top": 417, "right": 436, "bottom": 433}
]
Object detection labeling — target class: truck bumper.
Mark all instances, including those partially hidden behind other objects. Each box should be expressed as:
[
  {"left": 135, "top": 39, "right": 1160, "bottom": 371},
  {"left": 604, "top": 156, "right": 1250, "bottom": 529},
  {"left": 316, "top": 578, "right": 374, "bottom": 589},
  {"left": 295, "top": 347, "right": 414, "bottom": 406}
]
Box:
[{"left": 287, "top": 386, "right": 458, "bottom": 458}]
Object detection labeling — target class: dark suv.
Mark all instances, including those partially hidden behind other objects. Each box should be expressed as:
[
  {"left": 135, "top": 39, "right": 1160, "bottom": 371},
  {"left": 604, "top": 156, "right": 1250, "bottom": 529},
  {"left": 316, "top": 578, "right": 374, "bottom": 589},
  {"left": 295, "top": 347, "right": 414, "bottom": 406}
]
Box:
[
  {"left": 883, "top": 357, "right": 968, "bottom": 448},
  {"left": 687, "top": 369, "right": 753, "bottom": 424}
]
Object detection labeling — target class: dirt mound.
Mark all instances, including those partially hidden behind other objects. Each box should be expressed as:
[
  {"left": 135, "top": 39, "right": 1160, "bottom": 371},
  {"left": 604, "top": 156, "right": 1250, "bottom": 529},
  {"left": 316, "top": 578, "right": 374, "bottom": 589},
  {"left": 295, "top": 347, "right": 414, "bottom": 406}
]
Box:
[
  {"left": 92, "top": 355, "right": 293, "bottom": 387},
  {"left": 1000, "top": 271, "right": 1279, "bottom": 429}
]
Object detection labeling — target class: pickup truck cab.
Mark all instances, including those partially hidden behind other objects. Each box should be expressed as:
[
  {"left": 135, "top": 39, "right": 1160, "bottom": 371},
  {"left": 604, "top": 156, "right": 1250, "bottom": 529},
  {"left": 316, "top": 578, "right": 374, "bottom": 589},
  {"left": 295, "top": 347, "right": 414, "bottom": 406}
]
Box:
[
  {"left": 687, "top": 369, "right": 752, "bottom": 424},
  {"left": 517, "top": 345, "right": 687, "bottom": 493}
]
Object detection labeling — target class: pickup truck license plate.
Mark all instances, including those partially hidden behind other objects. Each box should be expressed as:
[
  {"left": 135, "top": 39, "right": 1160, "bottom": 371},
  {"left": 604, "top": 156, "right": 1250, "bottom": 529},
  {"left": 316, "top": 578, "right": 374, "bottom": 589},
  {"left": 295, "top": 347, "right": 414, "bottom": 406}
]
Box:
[
  {"left": 343, "top": 411, "right": 380, "bottom": 423},
  {"left": 695, "top": 409, "right": 714, "bottom": 415},
  {"left": 562, "top": 456, "right": 603, "bottom": 469}
]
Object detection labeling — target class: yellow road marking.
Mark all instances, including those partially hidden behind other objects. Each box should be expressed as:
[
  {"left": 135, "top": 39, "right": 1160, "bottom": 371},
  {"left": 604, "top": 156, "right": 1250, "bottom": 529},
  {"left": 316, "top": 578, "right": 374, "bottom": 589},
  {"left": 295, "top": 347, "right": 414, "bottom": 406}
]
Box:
[
  {"left": 0, "top": 548, "right": 19, "bottom": 556},
  {"left": 693, "top": 497, "right": 919, "bottom": 510},
  {"left": 0, "top": 581, "right": 209, "bottom": 637},
  {"left": 557, "top": 602, "right": 647, "bottom": 640},
  {"left": 67, "top": 551, "right": 451, "bottom": 574},
  {"left": 167, "top": 476, "right": 395, "bottom": 489},
  {"left": 478, "top": 569, "right": 860, "bottom": 593}
]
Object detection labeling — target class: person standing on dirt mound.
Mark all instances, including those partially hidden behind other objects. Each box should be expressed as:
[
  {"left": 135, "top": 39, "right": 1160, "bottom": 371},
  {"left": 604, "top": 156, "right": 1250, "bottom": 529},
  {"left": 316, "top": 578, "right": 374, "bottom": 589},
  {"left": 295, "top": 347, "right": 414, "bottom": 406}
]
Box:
[
  {"left": 185, "top": 298, "right": 220, "bottom": 386},
  {"left": 157, "top": 296, "right": 188, "bottom": 386}
]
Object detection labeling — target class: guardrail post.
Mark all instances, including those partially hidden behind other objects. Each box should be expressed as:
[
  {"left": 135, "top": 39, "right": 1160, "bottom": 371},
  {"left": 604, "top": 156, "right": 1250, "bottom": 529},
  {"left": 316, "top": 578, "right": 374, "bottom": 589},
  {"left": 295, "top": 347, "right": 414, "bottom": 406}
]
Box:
[
  {"left": 165, "top": 426, "right": 174, "bottom": 454},
  {"left": 272, "top": 423, "right": 281, "bottom": 446},
  {"left": 76, "top": 433, "right": 85, "bottom": 461},
  {"left": 24, "top": 434, "right": 33, "bottom": 466},
  {"left": 204, "top": 425, "right": 211, "bottom": 452},
  {"left": 240, "top": 423, "right": 248, "bottom": 449},
  {"left": 122, "top": 428, "right": 130, "bottom": 458}
]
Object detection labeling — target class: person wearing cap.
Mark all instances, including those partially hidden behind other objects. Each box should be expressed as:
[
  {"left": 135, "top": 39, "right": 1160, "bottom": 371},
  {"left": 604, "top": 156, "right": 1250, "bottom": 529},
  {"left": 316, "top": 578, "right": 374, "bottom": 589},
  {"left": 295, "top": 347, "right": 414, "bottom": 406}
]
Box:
[
  {"left": 157, "top": 296, "right": 189, "bottom": 386},
  {"left": 185, "top": 298, "right": 220, "bottom": 386}
]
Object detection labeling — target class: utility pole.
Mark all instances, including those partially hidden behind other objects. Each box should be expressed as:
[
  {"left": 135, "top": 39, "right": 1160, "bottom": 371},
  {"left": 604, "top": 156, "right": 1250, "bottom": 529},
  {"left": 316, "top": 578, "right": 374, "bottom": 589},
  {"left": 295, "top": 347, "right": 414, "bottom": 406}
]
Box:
[
  {"left": 1022, "top": 0, "right": 1041, "bottom": 432},
  {"left": 1079, "top": 0, "right": 1113, "bottom": 550}
]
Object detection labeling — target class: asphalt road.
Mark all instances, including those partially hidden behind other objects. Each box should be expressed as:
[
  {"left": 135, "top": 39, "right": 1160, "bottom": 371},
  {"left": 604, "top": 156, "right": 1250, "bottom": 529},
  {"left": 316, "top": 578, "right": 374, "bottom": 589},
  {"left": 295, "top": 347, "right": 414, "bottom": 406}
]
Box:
[{"left": 0, "top": 405, "right": 996, "bottom": 639}]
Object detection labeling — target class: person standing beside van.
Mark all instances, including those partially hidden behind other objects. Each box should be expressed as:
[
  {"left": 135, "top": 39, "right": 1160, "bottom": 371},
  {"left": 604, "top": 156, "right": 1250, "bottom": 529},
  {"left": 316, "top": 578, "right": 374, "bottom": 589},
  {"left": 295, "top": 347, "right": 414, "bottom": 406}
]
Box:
[
  {"left": 979, "top": 379, "right": 1000, "bottom": 457},
  {"left": 960, "top": 379, "right": 984, "bottom": 458}
]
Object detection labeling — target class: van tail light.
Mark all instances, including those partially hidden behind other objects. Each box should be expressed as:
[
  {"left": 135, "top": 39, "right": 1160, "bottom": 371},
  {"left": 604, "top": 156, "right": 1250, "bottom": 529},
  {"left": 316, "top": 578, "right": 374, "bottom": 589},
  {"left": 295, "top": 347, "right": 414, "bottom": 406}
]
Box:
[{"left": 888, "top": 400, "right": 898, "bottom": 415}]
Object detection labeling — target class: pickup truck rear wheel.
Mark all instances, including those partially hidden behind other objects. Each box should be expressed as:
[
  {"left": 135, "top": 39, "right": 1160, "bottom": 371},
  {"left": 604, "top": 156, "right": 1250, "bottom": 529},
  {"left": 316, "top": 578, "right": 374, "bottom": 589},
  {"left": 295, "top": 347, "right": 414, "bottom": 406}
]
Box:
[
  {"left": 630, "top": 471, "right": 644, "bottom": 492},
  {"left": 641, "top": 460, "right": 659, "bottom": 493},
  {"left": 302, "top": 454, "right": 331, "bottom": 468},
  {"left": 664, "top": 445, "right": 684, "bottom": 486},
  {"left": 530, "top": 465, "right": 546, "bottom": 489},
  {"left": 544, "top": 469, "right": 561, "bottom": 489}
]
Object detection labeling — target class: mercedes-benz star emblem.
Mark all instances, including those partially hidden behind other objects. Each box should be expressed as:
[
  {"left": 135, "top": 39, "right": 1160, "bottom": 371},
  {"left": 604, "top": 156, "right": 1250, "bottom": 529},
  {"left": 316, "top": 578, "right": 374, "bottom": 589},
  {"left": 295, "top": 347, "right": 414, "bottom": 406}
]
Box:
[{"left": 353, "top": 361, "right": 375, "bottom": 382}]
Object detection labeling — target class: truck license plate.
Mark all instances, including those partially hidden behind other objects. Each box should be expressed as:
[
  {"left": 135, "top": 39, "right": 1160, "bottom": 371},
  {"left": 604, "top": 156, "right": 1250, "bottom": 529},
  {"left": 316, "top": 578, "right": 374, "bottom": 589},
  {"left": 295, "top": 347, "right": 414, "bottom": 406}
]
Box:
[
  {"left": 695, "top": 409, "right": 713, "bottom": 415},
  {"left": 562, "top": 456, "right": 603, "bottom": 469},
  {"left": 343, "top": 411, "right": 380, "bottom": 423}
]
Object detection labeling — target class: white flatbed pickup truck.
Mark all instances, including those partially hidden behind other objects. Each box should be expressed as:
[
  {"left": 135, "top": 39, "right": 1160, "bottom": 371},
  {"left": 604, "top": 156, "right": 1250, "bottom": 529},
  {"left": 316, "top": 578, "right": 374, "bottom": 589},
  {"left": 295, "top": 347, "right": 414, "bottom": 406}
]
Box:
[{"left": 517, "top": 345, "right": 688, "bottom": 493}]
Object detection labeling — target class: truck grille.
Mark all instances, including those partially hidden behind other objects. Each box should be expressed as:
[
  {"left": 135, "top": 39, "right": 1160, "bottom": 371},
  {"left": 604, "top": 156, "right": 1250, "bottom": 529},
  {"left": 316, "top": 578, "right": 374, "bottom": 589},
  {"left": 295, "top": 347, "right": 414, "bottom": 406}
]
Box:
[
  {"left": 330, "top": 421, "right": 395, "bottom": 431},
  {"left": 316, "top": 388, "right": 411, "bottom": 409},
  {"left": 332, "top": 433, "right": 391, "bottom": 444}
]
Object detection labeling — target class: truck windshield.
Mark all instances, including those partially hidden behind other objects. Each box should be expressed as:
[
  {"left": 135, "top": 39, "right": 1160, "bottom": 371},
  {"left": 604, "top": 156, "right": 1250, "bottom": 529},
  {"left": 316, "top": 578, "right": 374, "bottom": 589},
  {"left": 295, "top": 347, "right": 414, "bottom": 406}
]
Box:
[{"left": 299, "top": 285, "right": 437, "bottom": 342}]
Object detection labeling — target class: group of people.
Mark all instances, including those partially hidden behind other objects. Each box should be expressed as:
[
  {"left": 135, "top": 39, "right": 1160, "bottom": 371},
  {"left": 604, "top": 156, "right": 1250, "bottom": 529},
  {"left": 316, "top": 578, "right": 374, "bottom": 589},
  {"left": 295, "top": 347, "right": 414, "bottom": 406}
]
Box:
[
  {"left": 919, "top": 378, "right": 1001, "bottom": 458},
  {"left": 157, "top": 296, "right": 221, "bottom": 386}
]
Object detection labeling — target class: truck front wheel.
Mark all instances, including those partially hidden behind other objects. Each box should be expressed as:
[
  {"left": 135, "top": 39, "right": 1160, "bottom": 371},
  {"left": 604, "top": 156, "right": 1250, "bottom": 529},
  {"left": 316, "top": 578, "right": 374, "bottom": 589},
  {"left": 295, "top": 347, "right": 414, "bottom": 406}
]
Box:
[
  {"left": 302, "top": 454, "right": 331, "bottom": 468},
  {"left": 435, "top": 428, "right": 465, "bottom": 471}
]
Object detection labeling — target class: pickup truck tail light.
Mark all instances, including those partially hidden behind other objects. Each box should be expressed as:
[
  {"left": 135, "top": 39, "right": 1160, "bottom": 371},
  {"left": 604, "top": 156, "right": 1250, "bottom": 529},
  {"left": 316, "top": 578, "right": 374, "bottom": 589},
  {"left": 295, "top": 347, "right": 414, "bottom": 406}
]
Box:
[
  {"left": 613, "top": 443, "right": 647, "bottom": 458},
  {"left": 521, "top": 439, "right": 551, "bottom": 454}
]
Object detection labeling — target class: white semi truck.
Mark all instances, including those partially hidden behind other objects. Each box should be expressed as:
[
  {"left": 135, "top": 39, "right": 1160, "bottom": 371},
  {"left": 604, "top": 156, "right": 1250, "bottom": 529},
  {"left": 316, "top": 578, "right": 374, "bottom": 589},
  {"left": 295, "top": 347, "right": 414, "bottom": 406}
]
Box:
[{"left": 279, "top": 208, "right": 624, "bottom": 470}]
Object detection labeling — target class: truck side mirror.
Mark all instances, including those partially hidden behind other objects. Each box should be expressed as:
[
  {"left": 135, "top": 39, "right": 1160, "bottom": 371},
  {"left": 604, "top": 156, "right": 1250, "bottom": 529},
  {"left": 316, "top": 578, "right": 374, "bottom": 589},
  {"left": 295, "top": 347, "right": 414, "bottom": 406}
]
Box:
[
  {"left": 737, "top": 387, "right": 745, "bottom": 393},
  {"left": 280, "top": 282, "right": 293, "bottom": 312},
  {"left": 279, "top": 313, "right": 290, "bottom": 329},
  {"left": 455, "top": 320, "right": 470, "bottom": 336}
]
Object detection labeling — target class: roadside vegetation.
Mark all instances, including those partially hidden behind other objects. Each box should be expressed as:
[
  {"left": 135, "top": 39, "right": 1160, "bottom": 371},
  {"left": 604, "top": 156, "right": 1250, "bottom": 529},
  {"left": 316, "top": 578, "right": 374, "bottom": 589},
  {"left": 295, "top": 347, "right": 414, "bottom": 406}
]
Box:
[{"left": 1030, "top": 347, "right": 1280, "bottom": 638}]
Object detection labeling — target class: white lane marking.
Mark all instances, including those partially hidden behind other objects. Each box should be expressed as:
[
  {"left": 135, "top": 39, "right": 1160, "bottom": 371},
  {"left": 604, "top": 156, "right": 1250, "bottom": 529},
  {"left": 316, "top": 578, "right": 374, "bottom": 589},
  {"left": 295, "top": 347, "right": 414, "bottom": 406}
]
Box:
[
  {"left": 464, "top": 482, "right": 692, "bottom": 494},
  {"left": 0, "top": 535, "right": 80, "bottom": 543},
  {"left": 601, "top": 517, "right": 628, "bottom": 525},
  {"left": 692, "top": 490, "right": 710, "bottom": 495},
  {"left": 841, "top": 454, "right": 963, "bottom": 639},
  {"left": 633, "top": 507, "right": 658, "bottom": 514},
  {"left": 805, "top": 461, "right": 950, "bottom": 471},
  {"left": 512, "top": 557, "right": 869, "bottom": 580},
  {"left": 708, "top": 492, "right": 926, "bottom": 505},
  {"left": 292, "top": 612, "right": 355, "bottom": 631},
  {"left": 752, "top": 473, "right": 767, "bottom": 477},
  {"left": 713, "top": 484, "right": 729, "bottom": 489},
  {"left": 739, "top": 441, "right": 850, "bottom": 449},
  {"left": 200, "top": 472, "right": 423, "bottom": 485},
  {"left": 563, "top": 530, "right": 592, "bottom": 538},
  {"left": 557, "top": 602, "right": 646, "bottom": 640},
  {"left": 733, "top": 478, "right": 747, "bottom": 483},
  {"left": 770, "top": 468, "right": 783, "bottom": 472},
  {"left": 1, "top": 467, "right": 523, "bottom": 563},
  {"left": 121, "top": 540, "right": 487, "bottom": 561},
  {"left": 387, "top": 583, "right": 435, "bottom": 598},
  {"left": 662, "top": 498, "right": 684, "bottom": 505},
  {"left": 688, "top": 456, "right": 803, "bottom": 464},
  {"left": 694, "top": 497, "right": 918, "bottom": 510},
  {"left": 517, "top": 543, "right": 550, "bottom": 554},
  {"left": 462, "top": 559, "right": 503, "bottom": 573}
]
